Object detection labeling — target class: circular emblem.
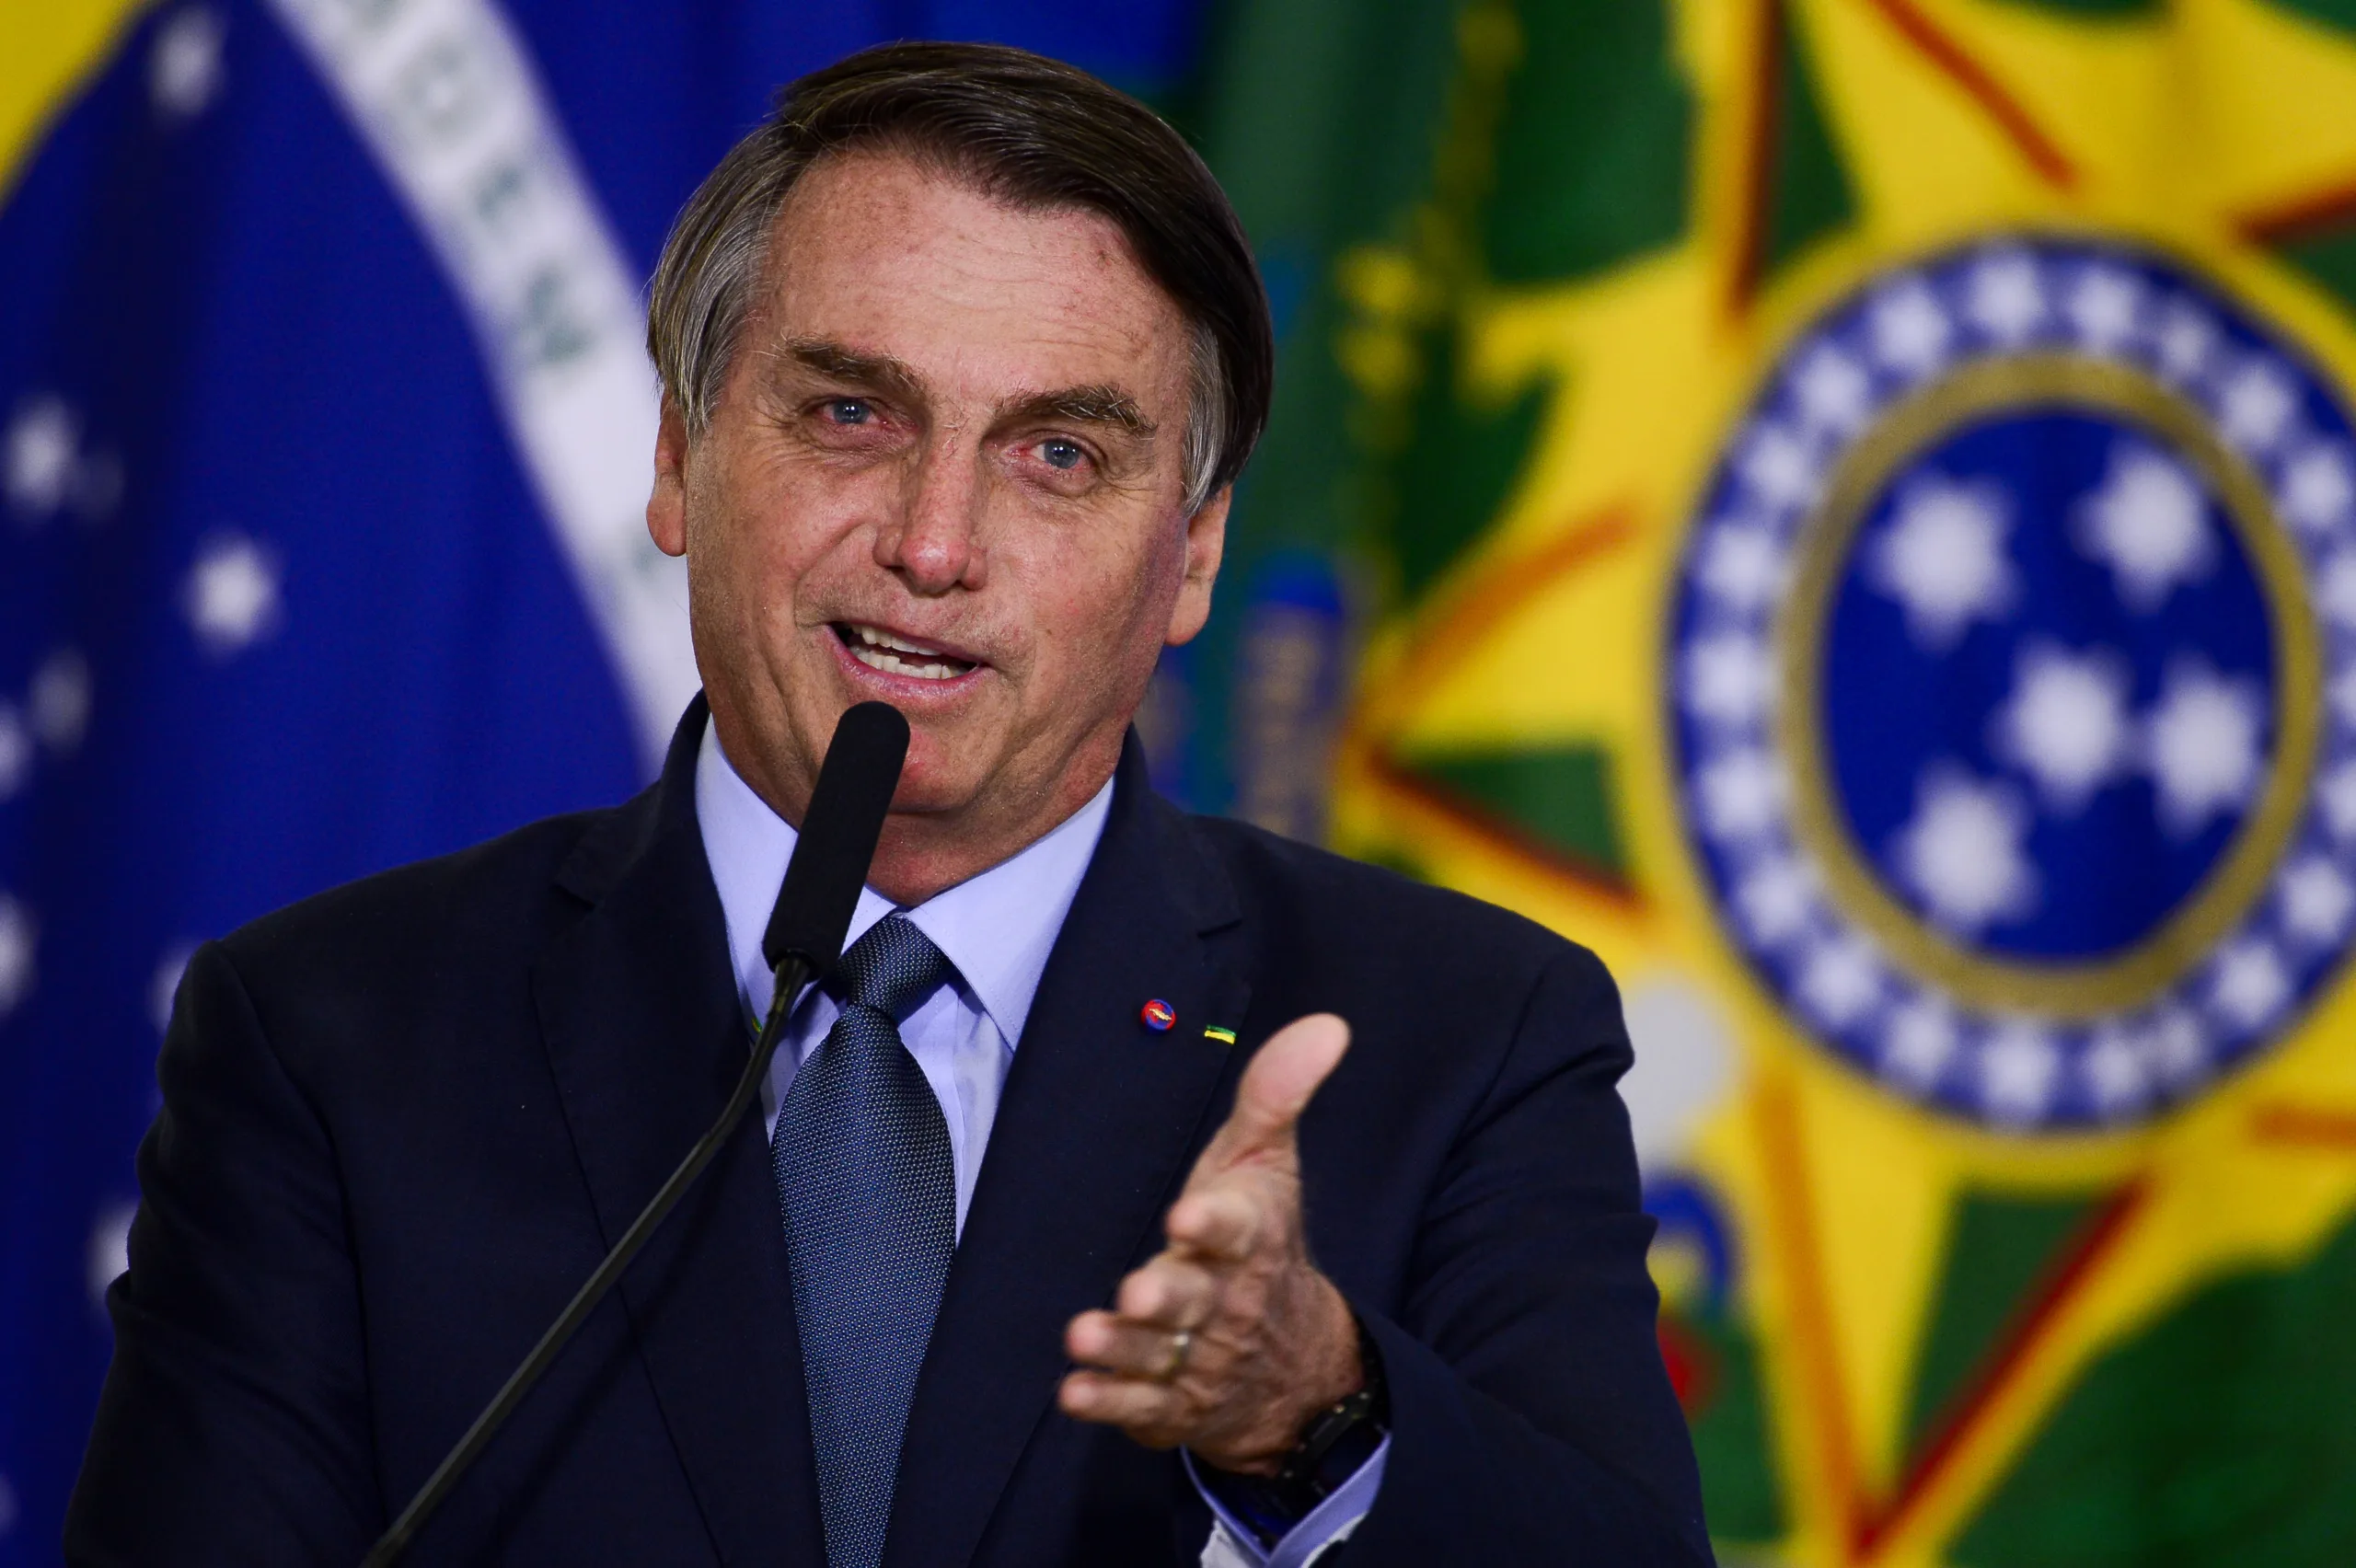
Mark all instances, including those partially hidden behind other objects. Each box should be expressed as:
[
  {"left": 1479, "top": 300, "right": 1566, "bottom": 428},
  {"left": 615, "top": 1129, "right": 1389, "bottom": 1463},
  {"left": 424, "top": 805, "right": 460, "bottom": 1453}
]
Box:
[{"left": 1671, "top": 236, "right": 2356, "bottom": 1129}]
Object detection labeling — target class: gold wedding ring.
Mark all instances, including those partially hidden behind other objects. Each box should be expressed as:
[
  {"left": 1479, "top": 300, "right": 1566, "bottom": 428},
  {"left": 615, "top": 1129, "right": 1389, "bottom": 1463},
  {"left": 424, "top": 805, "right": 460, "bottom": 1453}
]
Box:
[{"left": 1160, "top": 1329, "right": 1192, "bottom": 1382}]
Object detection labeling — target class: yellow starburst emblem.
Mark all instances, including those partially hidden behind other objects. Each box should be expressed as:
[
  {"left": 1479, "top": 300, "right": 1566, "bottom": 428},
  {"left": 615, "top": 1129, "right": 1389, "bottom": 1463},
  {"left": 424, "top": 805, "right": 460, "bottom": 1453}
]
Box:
[{"left": 1326, "top": 1, "right": 2356, "bottom": 1559}]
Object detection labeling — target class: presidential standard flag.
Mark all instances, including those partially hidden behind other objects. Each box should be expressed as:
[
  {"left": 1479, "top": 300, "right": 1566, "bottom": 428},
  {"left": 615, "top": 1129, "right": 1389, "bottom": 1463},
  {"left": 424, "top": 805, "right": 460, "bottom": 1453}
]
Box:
[
  {"left": 0, "top": 4, "right": 1200, "bottom": 1558},
  {"left": 1196, "top": 0, "right": 2356, "bottom": 1561}
]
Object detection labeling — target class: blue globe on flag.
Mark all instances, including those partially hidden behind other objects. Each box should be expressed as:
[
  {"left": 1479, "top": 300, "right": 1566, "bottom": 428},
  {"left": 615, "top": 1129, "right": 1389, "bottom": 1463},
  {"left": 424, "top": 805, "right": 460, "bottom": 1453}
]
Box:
[{"left": 1673, "top": 237, "right": 2356, "bottom": 1131}]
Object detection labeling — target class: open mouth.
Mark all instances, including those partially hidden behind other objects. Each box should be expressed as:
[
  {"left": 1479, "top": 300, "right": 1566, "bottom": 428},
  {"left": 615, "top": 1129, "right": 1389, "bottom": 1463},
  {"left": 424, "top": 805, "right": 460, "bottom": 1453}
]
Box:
[{"left": 832, "top": 621, "right": 981, "bottom": 682}]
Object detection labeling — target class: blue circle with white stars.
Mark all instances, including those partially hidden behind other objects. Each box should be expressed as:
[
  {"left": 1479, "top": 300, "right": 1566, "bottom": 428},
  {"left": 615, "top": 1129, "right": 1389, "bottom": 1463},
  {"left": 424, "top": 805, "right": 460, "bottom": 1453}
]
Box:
[
  {"left": 1668, "top": 236, "right": 2356, "bottom": 1131},
  {"left": 1824, "top": 406, "right": 2277, "bottom": 960}
]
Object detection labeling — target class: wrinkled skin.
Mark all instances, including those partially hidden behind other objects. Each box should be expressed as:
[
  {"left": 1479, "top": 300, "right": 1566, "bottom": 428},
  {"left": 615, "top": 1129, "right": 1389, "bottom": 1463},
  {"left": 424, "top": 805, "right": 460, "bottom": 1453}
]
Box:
[
  {"left": 647, "top": 148, "right": 1225, "bottom": 905},
  {"left": 646, "top": 150, "right": 1359, "bottom": 1476}
]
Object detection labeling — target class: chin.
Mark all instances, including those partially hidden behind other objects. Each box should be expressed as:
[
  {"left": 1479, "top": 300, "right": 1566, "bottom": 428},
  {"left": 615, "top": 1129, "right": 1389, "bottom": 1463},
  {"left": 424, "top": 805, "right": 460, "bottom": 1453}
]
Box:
[{"left": 884, "top": 749, "right": 982, "bottom": 817}]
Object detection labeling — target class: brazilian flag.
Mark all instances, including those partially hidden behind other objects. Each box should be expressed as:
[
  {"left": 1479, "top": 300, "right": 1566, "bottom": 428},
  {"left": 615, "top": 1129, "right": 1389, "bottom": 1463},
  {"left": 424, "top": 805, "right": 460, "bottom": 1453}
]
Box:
[{"left": 1193, "top": 1, "right": 2356, "bottom": 1562}]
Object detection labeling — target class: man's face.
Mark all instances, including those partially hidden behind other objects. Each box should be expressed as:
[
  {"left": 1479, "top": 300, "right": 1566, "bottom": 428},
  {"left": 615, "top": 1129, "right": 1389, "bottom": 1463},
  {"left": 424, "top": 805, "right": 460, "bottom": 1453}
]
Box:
[{"left": 649, "top": 151, "right": 1225, "bottom": 896}]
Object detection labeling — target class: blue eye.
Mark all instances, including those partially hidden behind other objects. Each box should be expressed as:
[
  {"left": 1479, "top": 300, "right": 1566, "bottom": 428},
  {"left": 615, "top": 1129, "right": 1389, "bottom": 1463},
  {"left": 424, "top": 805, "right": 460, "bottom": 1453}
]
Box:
[
  {"left": 826, "top": 398, "right": 872, "bottom": 425},
  {"left": 1041, "top": 439, "right": 1084, "bottom": 471}
]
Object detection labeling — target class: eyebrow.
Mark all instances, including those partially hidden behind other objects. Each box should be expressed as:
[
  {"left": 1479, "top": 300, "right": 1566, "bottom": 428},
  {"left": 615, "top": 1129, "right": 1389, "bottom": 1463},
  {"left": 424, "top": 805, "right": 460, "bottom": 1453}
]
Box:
[
  {"left": 781, "top": 338, "right": 1157, "bottom": 441},
  {"left": 999, "top": 385, "right": 1158, "bottom": 440},
  {"left": 782, "top": 339, "right": 926, "bottom": 405}
]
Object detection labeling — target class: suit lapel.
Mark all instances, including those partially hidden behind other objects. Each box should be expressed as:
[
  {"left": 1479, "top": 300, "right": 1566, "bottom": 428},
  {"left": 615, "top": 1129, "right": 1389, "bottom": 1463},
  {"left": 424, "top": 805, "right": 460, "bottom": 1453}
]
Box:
[
  {"left": 886, "top": 738, "right": 1250, "bottom": 1568},
  {"left": 531, "top": 698, "right": 825, "bottom": 1564}
]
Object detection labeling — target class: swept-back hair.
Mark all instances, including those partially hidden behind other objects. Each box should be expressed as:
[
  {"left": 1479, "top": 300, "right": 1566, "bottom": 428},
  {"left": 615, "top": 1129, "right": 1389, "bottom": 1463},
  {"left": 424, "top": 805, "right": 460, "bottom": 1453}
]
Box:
[{"left": 646, "top": 40, "right": 1274, "bottom": 513}]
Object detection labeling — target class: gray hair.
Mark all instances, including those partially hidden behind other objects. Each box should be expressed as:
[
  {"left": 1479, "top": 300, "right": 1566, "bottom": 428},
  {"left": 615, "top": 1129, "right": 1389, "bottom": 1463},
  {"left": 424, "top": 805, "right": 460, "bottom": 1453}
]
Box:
[{"left": 645, "top": 43, "right": 1274, "bottom": 517}]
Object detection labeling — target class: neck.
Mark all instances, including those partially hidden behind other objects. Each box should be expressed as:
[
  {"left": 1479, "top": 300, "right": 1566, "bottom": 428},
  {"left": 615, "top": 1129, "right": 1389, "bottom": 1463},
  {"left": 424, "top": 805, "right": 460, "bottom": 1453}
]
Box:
[{"left": 860, "top": 763, "right": 1116, "bottom": 905}]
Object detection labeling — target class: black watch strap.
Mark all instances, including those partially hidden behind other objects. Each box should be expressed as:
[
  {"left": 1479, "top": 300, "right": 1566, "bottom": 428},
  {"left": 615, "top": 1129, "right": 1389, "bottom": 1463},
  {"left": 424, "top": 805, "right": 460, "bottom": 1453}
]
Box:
[{"left": 1202, "top": 1312, "right": 1391, "bottom": 1549}]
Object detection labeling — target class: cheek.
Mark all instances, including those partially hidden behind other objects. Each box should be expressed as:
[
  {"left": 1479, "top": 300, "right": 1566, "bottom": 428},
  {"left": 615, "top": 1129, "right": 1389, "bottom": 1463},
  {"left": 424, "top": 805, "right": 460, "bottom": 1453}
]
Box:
[
  {"left": 690, "top": 460, "right": 853, "bottom": 631},
  {"left": 1023, "top": 525, "right": 1185, "bottom": 686}
]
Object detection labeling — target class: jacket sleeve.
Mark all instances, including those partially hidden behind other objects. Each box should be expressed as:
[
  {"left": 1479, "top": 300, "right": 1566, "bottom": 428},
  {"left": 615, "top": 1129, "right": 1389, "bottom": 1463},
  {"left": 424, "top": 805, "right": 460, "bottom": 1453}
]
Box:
[
  {"left": 66, "top": 940, "right": 382, "bottom": 1566},
  {"left": 1342, "top": 944, "right": 1715, "bottom": 1566}
]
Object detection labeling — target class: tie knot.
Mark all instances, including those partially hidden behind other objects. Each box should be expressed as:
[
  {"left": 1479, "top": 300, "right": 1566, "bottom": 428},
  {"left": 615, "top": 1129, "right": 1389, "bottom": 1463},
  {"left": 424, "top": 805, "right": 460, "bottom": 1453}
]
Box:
[{"left": 833, "top": 913, "right": 953, "bottom": 1019}]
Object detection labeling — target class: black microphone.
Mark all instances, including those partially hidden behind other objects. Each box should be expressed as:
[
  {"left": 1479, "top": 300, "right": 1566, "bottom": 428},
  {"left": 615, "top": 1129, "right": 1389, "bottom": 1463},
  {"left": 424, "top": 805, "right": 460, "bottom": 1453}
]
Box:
[
  {"left": 363, "top": 702, "right": 909, "bottom": 1567},
  {"left": 764, "top": 700, "right": 910, "bottom": 984}
]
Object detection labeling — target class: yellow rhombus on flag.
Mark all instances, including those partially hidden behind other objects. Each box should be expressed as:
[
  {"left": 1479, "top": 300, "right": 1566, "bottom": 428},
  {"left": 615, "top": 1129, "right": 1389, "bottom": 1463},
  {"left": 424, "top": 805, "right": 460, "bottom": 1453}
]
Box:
[{"left": 1203, "top": 0, "right": 2356, "bottom": 1561}]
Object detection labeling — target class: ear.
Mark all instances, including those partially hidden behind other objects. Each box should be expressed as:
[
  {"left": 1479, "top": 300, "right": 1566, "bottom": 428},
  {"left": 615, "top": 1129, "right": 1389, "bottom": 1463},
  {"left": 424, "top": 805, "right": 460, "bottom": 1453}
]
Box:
[
  {"left": 647, "top": 398, "right": 690, "bottom": 558},
  {"left": 1164, "top": 484, "right": 1230, "bottom": 647}
]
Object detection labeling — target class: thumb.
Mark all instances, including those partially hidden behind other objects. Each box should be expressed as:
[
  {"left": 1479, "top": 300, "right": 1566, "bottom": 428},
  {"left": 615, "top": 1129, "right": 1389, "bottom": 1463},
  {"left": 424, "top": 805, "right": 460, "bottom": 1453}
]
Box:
[{"left": 1215, "top": 1013, "right": 1351, "bottom": 1161}]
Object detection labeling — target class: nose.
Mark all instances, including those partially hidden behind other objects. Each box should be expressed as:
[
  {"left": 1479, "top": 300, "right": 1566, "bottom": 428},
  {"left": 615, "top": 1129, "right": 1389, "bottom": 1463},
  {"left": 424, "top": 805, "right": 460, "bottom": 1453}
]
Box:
[{"left": 874, "top": 441, "right": 988, "bottom": 594}]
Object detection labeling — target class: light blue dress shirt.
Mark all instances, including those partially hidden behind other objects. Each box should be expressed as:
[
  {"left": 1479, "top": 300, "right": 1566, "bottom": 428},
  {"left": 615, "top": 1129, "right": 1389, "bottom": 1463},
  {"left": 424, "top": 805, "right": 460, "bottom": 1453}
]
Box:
[{"left": 694, "top": 721, "right": 1384, "bottom": 1567}]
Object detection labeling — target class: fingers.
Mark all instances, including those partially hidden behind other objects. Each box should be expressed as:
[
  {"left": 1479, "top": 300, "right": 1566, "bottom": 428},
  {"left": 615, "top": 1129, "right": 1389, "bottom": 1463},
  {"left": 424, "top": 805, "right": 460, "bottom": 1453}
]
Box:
[
  {"left": 1057, "top": 1013, "right": 1355, "bottom": 1458},
  {"left": 1114, "top": 1251, "right": 1218, "bottom": 1324},
  {"left": 1213, "top": 1013, "right": 1350, "bottom": 1160},
  {"left": 1057, "top": 1368, "right": 1184, "bottom": 1441},
  {"left": 1064, "top": 1309, "right": 1191, "bottom": 1380},
  {"left": 1163, "top": 1187, "right": 1260, "bottom": 1262}
]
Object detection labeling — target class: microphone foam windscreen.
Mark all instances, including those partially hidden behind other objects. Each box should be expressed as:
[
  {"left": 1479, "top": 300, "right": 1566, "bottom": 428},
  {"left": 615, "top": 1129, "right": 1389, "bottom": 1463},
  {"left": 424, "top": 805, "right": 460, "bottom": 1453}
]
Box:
[{"left": 762, "top": 701, "right": 910, "bottom": 974}]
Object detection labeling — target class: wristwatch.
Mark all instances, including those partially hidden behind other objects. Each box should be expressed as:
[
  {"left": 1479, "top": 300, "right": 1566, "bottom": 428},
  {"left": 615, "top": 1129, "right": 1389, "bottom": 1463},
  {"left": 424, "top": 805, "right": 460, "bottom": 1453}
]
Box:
[{"left": 1204, "top": 1312, "right": 1391, "bottom": 1548}]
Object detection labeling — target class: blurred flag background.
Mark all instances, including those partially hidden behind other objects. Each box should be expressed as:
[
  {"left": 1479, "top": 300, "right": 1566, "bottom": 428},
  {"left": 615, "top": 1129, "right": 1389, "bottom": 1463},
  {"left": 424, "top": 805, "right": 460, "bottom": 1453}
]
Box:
[{"left": 10, "top": 1, "right": 2356, "bottom": 1562}]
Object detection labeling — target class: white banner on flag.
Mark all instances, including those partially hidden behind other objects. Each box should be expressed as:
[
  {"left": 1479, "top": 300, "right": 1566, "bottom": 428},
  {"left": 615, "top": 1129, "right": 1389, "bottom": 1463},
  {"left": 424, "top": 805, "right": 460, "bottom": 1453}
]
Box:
[{"left": 267, "top": 0, "right": 699, "bottom": 767}]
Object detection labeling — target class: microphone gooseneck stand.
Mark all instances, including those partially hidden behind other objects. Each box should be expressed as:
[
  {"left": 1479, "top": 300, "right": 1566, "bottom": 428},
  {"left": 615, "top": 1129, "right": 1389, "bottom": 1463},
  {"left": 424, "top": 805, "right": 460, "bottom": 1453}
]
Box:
[
  {"left": 362, "top": 701, "right": 910, "bottom": 1567},
  {"left": 358, "top": 951, "right": 816, "bottom": 1568}
]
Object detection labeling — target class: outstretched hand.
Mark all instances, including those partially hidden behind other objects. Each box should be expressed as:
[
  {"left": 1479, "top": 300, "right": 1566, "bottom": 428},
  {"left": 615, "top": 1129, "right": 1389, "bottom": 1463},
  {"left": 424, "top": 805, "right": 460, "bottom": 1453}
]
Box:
[{"left": 1057, "top": 1013, "right": 1363, "bottom": 1474}]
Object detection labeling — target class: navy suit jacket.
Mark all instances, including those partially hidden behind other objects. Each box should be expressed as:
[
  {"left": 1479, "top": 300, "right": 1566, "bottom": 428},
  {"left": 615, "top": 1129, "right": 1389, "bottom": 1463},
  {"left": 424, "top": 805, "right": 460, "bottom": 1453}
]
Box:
[{"left": 69, "top": 702, "right": 1712, "bottom": 1565}]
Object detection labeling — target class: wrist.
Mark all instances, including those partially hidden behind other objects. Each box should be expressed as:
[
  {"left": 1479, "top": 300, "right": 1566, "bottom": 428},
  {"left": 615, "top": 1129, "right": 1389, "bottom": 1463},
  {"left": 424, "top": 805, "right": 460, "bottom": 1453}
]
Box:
[
  {"left": 1196, "top": 1309, "right": 1391, "bottom": 1548},
  {"left": 1299, "top": 1275, "right": 1368, "bottom": 1412},
  {"left": 1220, "top": 1276, "right": 1364, "bottom": 1476}
]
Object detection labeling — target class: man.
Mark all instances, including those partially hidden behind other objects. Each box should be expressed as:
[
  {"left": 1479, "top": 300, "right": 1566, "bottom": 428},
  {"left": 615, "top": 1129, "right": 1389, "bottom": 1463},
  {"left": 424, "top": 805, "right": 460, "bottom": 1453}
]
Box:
[{"left": 69, "top": 41, "right": 1710, "bottom": 1568}]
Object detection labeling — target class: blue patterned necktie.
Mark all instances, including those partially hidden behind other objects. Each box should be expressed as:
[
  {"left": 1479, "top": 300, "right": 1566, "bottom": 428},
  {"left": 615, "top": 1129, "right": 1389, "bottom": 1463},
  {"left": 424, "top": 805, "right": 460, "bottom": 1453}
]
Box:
[{"left": 772, "top": 913, "right": 957, "bottom": 1568}]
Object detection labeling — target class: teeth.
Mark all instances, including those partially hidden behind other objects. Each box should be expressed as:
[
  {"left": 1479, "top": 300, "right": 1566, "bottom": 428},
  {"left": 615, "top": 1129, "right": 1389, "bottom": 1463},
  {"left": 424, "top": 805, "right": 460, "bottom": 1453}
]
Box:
[
  {"left": 851, "top": 624, "right": 941, "bottom": 656},
  {"left": 850, "top": 645, "right": 962, "bottom": 680},
  {"left": 842, "top": 623, "right": 973, "bottom": 681}
]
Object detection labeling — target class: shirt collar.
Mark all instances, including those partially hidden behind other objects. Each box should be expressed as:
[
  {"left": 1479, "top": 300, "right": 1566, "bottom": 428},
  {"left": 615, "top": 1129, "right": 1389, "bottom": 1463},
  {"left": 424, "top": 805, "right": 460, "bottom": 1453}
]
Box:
[{"left": 694, "top": 714, "right": 1114, "bottom": 1048}]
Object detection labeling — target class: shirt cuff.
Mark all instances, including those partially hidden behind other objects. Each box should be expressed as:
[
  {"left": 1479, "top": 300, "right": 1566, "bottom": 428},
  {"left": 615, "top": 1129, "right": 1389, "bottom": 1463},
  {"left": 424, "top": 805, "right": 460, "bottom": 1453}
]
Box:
[{"left": 1184, "top": 1437, "right": 1389, "bottom": 1568}]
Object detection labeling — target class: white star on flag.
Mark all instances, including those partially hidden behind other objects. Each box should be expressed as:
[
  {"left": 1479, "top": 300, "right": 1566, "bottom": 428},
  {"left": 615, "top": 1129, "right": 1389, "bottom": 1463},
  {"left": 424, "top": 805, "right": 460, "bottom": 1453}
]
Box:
[
  {"left": 2278, "top": 857, "right": 2356, "bottom": 948},
  {"left": 0, "top": 705, "right": 29, "bottom": 801},
  {"left": 1894, "top": 767, "right": 2040, "bottom": 934},
  {"left": 1739, "top": 423, "right": 1819, "bottom": 511},
  {"left": 1980, "top": 1025, "right": 2062, "bottom": 1124},
  {"left": 2282, "top": 442, "right": 2355, "bottom": 537},
  {"left": 1965, "top": 251, "right": 2045, "bottom": 344},
  {"left": 2319, "top": 553, "right": 2356, "bottom": 632},
  {"left": 2324, "top": 760, "right": 2356, "bottom": 843},
  {"left": 1680, "top": 634, "right": 1773, "bottom": 727},
  {"left": 86, "top": 1202, "right": 136, "bottom": 1309},
  {"left": 1868, "top": 476, "right": 2019, "bottom": 650},
  {"left": 184, "top": 534, "right": 283, "bottom": 656},
  {"left": 1791, "top": 346, "right": 1873, "bottom": 436},
  {"left": 1796, "top": 934, "right": 1882, "bottom": 1030},
  {"left": 2209, "top": 938, "right": 2291, "bottom": 1030},
  {"left": 2146, "top": 1006, "right": 2213, "bottom": 1088},
  {"left": 1992, "top": 640, "right": 2132, "bottom": 813},
  {"left": 2218, "top": 356, "right": 2300, "bottom": 457},
  {"left": 1870, "top": 281, "right": 1952, "bottom": 375},
  {"left": 29, "top": 649, "right": 90, "bottom": 754},
  {"left": 1881, "top": 997, "right": 1960, "bottom": 1093},
  {"left": 2083, "top": 1026, "right": 2152, "bottom": 1118},
  {"left": 2065, "top": 267, "right": 2143, "bottom": 352},
  {"left": 152, "top": 6, "right": 226, "bottom": 121},
  {"left": 5, "top": 398, "right": 76, "bottom": 518},
  {"left": 1737, "top": 853, "right": 1818, "bottom": 950},
  {"left": 2154, "top": 300, "right": 2219, "bottom": 385},
  {"left": 0, "top": 894, "right": 35, "bottom": 1018},
  {"left": 150, "top": 944, "right": 197, "bottom": 1035},
  {"left": 2143, "top": 656, "right": 2266, "bottom": 837},
  {"left": 1698, "top": 524, "right": 1786, "bottom": 613},
  {"left": 1697, "top": 746, "right": 1785, "bottom": 844},
  {"left": 2072, "top": 443, "right": 2215, "bottom": 612}
]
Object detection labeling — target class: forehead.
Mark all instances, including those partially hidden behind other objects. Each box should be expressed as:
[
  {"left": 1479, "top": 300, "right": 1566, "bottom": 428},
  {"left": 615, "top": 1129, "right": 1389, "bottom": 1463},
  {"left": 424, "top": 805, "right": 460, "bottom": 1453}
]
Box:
[{"left": 754, "top": 150, "right": 1191, "bottom": 399}]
